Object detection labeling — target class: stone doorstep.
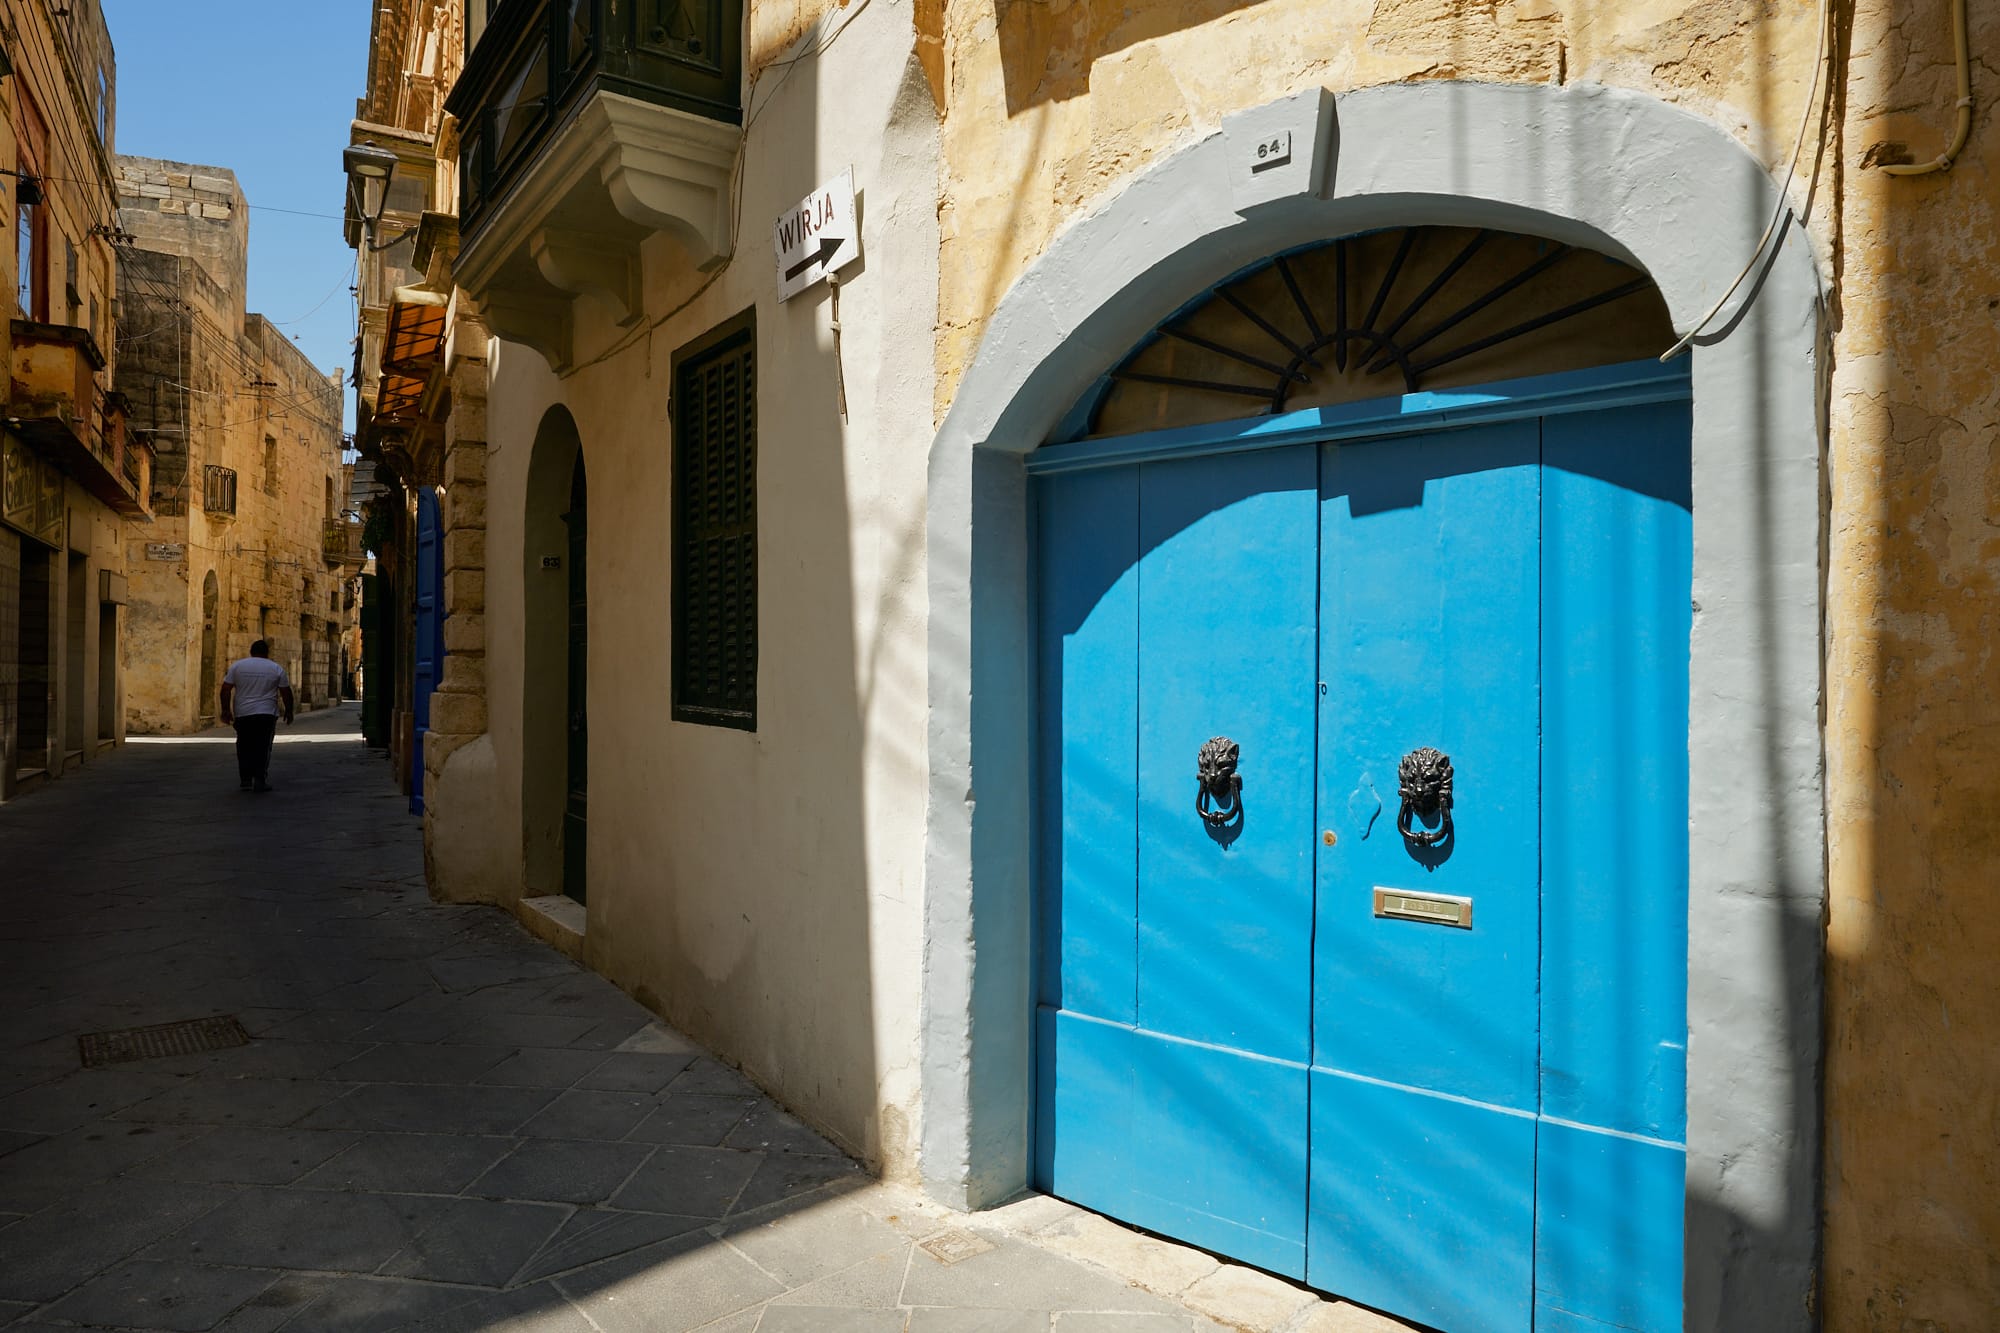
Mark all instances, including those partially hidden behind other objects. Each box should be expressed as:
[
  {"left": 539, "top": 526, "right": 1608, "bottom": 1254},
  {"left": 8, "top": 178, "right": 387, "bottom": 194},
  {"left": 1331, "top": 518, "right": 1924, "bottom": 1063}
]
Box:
[
  {"left": 515, "top": 893, "right": 586, "bottom": 962},
  {"left": 976, "top": 1194, "right": 1414, "bottom": 1333}
]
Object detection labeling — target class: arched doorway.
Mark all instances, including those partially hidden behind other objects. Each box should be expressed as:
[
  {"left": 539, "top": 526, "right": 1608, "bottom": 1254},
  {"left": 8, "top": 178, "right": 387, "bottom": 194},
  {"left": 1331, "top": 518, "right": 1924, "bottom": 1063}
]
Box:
[
  {"left": 562, "top": 453, "right": 587, "bottom": 904},
  {"left": 198, "top": 571, "right": 219, "bottom": 725},
  {"left": 1032, "top": 223, "right": 1688, "bottom": 1332},
  {"left": 522, "top": 407, "right": 585, "bottom": 904},
  {"left": 923, "top": 81, "right": 1826, "bottom": 1333}
]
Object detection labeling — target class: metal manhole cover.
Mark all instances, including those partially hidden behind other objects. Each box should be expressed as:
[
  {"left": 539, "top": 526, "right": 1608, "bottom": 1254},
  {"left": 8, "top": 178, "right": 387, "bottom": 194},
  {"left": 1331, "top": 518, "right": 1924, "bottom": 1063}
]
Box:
[
  {"left": 919, "top": 1229, "right": 997, "bottom": 1266},
  {"left": 79, "top": 1016, "right": 250, "bottom": 1067}
]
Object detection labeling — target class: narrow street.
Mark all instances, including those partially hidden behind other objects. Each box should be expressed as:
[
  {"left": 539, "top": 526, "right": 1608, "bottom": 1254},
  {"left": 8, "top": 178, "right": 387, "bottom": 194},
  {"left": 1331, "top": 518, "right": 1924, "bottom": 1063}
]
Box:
[{"left": 0, "top": 710, "right": 1370, "bottom": 1333}]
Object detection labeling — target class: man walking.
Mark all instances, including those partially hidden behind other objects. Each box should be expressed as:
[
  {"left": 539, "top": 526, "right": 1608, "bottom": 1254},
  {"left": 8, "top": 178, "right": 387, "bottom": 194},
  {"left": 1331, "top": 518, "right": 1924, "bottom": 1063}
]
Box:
[{"left": 220, "top": 640, "right": 294, "bottom": 793}]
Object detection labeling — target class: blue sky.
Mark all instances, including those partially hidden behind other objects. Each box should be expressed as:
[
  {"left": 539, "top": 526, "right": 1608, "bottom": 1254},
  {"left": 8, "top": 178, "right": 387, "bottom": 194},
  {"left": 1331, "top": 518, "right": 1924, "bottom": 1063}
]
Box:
[{"left": 102, "top": 1, "right": 371, "bottom": 429}]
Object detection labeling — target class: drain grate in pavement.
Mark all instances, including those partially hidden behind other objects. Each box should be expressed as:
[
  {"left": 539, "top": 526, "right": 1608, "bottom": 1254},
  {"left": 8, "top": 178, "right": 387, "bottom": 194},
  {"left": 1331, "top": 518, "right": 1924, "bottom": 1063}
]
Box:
[{"left": 79, "top": 1015, "right": 250, "bottom": 1067}]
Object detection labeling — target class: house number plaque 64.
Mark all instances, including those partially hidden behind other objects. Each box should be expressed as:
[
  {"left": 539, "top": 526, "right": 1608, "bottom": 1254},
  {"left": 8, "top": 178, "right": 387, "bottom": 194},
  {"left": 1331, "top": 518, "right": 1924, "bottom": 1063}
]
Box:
[{"left": 1250, "top": 130, "right": 1293, "bottom": 173}]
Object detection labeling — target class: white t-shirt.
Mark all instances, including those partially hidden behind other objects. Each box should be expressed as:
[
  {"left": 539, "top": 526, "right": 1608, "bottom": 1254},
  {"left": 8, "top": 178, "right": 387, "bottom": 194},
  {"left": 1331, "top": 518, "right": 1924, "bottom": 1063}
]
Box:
[{"left": 223, "top": 656, "right": 291, "bottom": 718}]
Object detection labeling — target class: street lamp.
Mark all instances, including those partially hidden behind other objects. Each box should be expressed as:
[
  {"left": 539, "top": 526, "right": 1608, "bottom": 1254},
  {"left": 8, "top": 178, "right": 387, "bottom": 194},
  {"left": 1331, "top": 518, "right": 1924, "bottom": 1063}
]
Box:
[{"left": 342, "top": 141, "right": 400, "bottom": 240}]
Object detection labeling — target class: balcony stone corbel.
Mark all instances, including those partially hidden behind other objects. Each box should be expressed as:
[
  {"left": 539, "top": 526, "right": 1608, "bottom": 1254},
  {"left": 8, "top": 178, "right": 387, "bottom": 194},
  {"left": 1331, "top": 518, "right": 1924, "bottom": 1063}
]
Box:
[
  {"left": 531, "top": 227, "right": 644, "bottom": 327},
  {"left": 591, "top": 93, "right": 739, "bottom": 272},
  {"left": 453, "top": 90, "right": 740, "bottom": 373},
  {"left": 475, "top": 287, "right": 575, "bottom": 374}
]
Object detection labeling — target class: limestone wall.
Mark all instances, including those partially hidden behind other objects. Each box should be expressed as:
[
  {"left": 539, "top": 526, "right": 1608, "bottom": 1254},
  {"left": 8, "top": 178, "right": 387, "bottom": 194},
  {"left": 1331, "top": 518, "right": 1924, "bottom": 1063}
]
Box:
[
  {"left": 1, "top": 0, "right": 130, "bottom": 791},
  {"left": 116, "top": 161, "right": 352, "bottom": 731},
  {"left": 1823, "top": 2, "right": 2000, "bottom": 1326},
  {"left": 933, "top": 0, "right": 1829, "bottom": 414}
]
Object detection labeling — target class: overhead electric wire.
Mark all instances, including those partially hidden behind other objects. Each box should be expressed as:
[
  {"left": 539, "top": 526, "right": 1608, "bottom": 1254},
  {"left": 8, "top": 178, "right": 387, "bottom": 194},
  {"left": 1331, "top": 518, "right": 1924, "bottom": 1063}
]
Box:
[
  {"left": 3, "top": 165, "right": 352, "bottom": 222},
  {"left": 270, "top": 258, "right": 359, "bottom": 325}
]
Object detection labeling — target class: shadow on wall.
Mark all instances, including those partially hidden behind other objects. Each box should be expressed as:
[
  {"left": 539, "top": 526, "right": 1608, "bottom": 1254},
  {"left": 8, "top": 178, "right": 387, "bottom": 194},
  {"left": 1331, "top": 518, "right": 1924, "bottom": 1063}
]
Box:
[{"left": 994, "top": 0, "right": 1274, "bottom": 112}]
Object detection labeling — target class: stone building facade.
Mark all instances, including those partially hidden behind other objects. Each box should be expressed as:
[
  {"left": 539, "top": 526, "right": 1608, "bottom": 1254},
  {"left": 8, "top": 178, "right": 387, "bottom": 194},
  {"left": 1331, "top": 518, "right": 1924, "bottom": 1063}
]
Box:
[
  {"left": 114, "top": 159, "right": 357, "bottom": 734},
  {"left": 1, "top": 0, "right": 146, "bottom": 802},
  {"left": 342, "top": 0, "right": 486, "bottom": 816},
  {"left": 356, "top": 0, "right": 1999, "bottom": 1327}
]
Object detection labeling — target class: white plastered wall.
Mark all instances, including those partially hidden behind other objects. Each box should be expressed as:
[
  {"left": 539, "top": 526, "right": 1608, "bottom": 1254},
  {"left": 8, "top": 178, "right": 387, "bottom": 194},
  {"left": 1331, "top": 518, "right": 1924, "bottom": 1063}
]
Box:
[
  {"left": 447, "top": 0, "right": 941, "bottom": 1172},
  {"left": 921, "top": 81, "right": 1825, "bottom": 1332}
]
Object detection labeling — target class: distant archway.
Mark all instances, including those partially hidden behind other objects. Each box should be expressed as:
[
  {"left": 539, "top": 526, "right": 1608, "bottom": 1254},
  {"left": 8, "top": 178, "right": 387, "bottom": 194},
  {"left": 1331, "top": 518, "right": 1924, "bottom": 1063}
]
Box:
[
  {"left": 198, "top": 571, "right": 219, "bottom": 724},
  {"left": 522, "top": 406, "right": 584, "bottom": 902}
]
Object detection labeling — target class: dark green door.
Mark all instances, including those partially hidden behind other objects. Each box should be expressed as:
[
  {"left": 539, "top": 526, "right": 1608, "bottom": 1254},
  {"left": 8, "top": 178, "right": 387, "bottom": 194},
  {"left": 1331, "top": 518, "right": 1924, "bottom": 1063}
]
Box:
[{"left": 562, "top": 454, "right": 588, "bottom": 904}]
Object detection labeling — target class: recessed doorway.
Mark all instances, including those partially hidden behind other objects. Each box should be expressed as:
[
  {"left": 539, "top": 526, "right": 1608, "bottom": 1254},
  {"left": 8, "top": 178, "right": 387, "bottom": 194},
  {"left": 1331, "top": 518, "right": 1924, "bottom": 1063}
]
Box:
[{"left": 522, "top": 406, "right": 586, "bottom": 906}]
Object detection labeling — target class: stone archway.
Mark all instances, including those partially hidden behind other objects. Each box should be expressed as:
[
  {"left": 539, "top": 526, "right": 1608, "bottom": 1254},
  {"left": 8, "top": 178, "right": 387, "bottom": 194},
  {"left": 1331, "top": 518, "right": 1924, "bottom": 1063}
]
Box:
[
  {"left": 521, "top": 406, "right": 584, "bottom": 902},
  {"left": 920, "top": 79, "right": 1824, "bottom": 1332}
]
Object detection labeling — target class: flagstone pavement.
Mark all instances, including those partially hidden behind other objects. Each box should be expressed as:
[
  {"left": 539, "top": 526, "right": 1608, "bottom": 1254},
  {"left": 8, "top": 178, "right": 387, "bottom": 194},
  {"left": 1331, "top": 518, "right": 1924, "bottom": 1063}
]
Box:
[{"left": 0, "top": 706, "right": 1408, "bottom": 1333}]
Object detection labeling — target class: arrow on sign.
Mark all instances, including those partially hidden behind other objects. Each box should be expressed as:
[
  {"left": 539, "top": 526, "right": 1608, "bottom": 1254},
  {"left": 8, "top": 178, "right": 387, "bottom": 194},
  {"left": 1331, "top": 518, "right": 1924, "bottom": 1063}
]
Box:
[{"left": 784, "top": 235, "right": 845, "bottom": 284}]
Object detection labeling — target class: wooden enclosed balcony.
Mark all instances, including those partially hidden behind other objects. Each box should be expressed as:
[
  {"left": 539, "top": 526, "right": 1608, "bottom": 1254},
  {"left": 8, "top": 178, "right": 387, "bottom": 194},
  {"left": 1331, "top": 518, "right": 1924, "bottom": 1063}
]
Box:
[
  {"left": 8, "top": 320, "right": 151, "bottom": 518},
  {"left": 324, "top": 517, "right": 365, "bottom": 568},
  {"left": 444, "top": 0, "right": 743, "bottom": 370}
]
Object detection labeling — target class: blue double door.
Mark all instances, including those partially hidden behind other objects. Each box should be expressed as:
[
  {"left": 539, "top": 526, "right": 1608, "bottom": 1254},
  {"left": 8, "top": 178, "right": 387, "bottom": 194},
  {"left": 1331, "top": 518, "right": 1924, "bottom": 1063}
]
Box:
[{"left": 1036, "top": 401, "right": 1691, "bottom": 1333}]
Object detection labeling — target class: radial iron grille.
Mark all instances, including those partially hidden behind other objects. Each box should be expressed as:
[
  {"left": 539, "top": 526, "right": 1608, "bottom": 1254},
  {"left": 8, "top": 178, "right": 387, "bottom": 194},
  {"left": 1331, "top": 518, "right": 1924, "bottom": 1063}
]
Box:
[
  {"left": 1085, "top": 225, "right": 1675, "bottom": 440},
  {"left": 78, "top": 1015, "right": 250, "bottom": 1067}
]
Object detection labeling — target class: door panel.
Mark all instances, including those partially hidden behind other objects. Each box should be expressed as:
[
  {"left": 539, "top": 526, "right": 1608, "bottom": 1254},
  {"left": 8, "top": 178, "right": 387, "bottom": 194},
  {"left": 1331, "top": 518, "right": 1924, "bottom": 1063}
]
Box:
[
  {"left": 1036, "top": 446, "right": 1317, "bottom": 1274},
  {"left": 1312, "top": 421, "right": 1542, "bottom": 1103},
  {"left": 1534, "top": 1119, "right": 1686, "bottom": 1333},
  {"left": 1036, "top": 467, "right": 1140, "bottom": 1026},
  {"left": 1536, "top": 404, "right": 1690, "bottom": 1330},
  {"left": 1540, "top": 403, "right": 1691, "bottom": 1141},
  {"left": 412, "top": 488, "right": 444, "bottom": 816},
  {"left": 1040, "top": 1008, "right": 1310, "bottom": 1277},
  {"left": 1308, "top": 1069, "right": 1537, "bottom": 1330},
  {"left": 1307, "top": 420, "right": 1543, "bottom": 1325},
  {"left": 1136, "top": 447, "right": 1317, "bottom": 1062}
]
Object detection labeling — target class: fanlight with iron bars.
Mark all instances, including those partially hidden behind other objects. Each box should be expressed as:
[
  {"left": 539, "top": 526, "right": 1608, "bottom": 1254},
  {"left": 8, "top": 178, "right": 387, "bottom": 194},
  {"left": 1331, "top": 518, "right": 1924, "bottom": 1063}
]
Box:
[{"left": 1072, "top": 226, "right": 1676, "bottom": 441}]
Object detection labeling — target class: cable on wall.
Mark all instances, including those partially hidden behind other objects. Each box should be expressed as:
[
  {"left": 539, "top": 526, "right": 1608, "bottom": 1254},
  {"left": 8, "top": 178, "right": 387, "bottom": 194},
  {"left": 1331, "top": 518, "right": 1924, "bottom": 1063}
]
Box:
[
  {"left": 1878, "top": 0, "right": 1973, "bottom": 176},
  {"left": 1661, "top": 0, "right": 1833, "bottom": 361}
]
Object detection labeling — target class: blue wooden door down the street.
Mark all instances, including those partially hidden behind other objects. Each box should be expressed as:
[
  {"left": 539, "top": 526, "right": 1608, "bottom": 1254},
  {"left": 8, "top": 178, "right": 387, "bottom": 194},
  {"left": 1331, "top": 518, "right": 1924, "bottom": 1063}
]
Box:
[
  {"left": 411, "top": 487, "right": 445, "bottom": 816},
  {"left": 1034, "top": 371, "right": 1692, "bottom": 1333}
]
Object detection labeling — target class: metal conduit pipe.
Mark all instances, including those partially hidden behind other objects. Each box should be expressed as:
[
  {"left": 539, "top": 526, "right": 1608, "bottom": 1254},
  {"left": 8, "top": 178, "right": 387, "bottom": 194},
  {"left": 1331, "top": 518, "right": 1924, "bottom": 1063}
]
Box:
[{"left": 1882, "top": 0, "right": 1974, "bottom": 175}]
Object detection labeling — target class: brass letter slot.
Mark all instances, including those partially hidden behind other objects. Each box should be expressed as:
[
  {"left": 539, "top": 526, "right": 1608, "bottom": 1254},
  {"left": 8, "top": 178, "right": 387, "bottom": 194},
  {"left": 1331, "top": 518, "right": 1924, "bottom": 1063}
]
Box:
[{"left": 1373, "top": 887, "right": 1473, "bottom": 929}]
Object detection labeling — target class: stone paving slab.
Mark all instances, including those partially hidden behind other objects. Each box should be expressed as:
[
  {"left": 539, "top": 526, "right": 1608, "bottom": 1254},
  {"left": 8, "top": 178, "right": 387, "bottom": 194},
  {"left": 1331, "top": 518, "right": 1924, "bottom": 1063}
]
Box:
[{"left": 0, "top": 707, "right": 1414, "bottom": 1332}]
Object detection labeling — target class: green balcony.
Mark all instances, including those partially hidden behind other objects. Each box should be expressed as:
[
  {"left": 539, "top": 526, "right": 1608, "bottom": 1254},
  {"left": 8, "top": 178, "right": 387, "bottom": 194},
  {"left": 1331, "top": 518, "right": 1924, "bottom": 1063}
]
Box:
[{"left": 446, "top": 0, "right": 743, "bottom": 369}]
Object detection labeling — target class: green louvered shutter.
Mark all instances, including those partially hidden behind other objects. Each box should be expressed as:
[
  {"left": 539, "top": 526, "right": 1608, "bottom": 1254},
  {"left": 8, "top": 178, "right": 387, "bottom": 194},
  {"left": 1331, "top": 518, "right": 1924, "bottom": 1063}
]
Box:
[{"left": 672, "top": 315, "right": 757, "bottom": 729}]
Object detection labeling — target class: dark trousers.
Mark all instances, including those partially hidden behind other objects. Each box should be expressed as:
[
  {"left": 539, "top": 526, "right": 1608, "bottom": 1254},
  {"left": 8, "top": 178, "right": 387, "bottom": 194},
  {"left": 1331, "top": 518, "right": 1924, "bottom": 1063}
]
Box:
[{"left": 234, "top": 715, "right": 278, "bottom": 784}]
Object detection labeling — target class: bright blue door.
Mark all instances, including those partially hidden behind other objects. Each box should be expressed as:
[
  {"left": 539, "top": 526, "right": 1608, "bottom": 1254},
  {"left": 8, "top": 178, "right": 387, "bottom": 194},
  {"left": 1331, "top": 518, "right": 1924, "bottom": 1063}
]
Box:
[
  {"left": 411, "top": 487, "right": 445, "bottom": 816},
  {"left": 1307, "top": 418, "right": 1544, "bottom": 1329},
  {"left": 1035, "top": 388, "right": 1690, "bottom": 1333},
  {"left": 1036, "top": 446, "right": 1319, "bottom": 1276},
  {"left": 1532, "top": 403, "right": 1690, "bottom": 1333}
]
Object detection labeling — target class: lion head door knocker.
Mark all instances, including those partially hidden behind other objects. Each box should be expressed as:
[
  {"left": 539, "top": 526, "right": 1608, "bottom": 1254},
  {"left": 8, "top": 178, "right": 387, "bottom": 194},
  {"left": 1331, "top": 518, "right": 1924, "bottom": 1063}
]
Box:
[
  {"left": 1396, "top": 747, "right": 1454, "bottom": 848},
  {"left": 1196, "top": 737, "right": 1243, "bottom": 830}
]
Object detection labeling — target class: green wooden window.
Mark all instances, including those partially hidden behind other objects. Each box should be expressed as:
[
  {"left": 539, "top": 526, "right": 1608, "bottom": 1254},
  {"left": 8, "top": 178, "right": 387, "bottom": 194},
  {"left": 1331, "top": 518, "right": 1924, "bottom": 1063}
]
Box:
[{"left": 672, "top": 309, "right": 756, "bottom": 730}]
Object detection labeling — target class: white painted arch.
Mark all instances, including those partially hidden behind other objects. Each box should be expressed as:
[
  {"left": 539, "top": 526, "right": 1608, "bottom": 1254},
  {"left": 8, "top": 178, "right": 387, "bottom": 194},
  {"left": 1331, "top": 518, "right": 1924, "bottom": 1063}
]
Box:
[{"left": 921, "top": 80, "right": 1824, "bottom": 1331}]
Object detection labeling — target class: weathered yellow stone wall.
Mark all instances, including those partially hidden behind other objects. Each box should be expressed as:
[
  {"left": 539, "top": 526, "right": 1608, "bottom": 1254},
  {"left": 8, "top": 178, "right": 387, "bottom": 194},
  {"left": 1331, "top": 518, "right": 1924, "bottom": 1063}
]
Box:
[
  {"left": 936, "top": 0, "right": 2000, "bottom": 1323},
  {"left": 116, "top": 163, "right": 352, "bottom": 730},
  {"left": 1826, "top": 0, "right": 2000, "bottom": 1326},
  {"left": 935, "top": 0, "right": 1824, "bottom": 411}
]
